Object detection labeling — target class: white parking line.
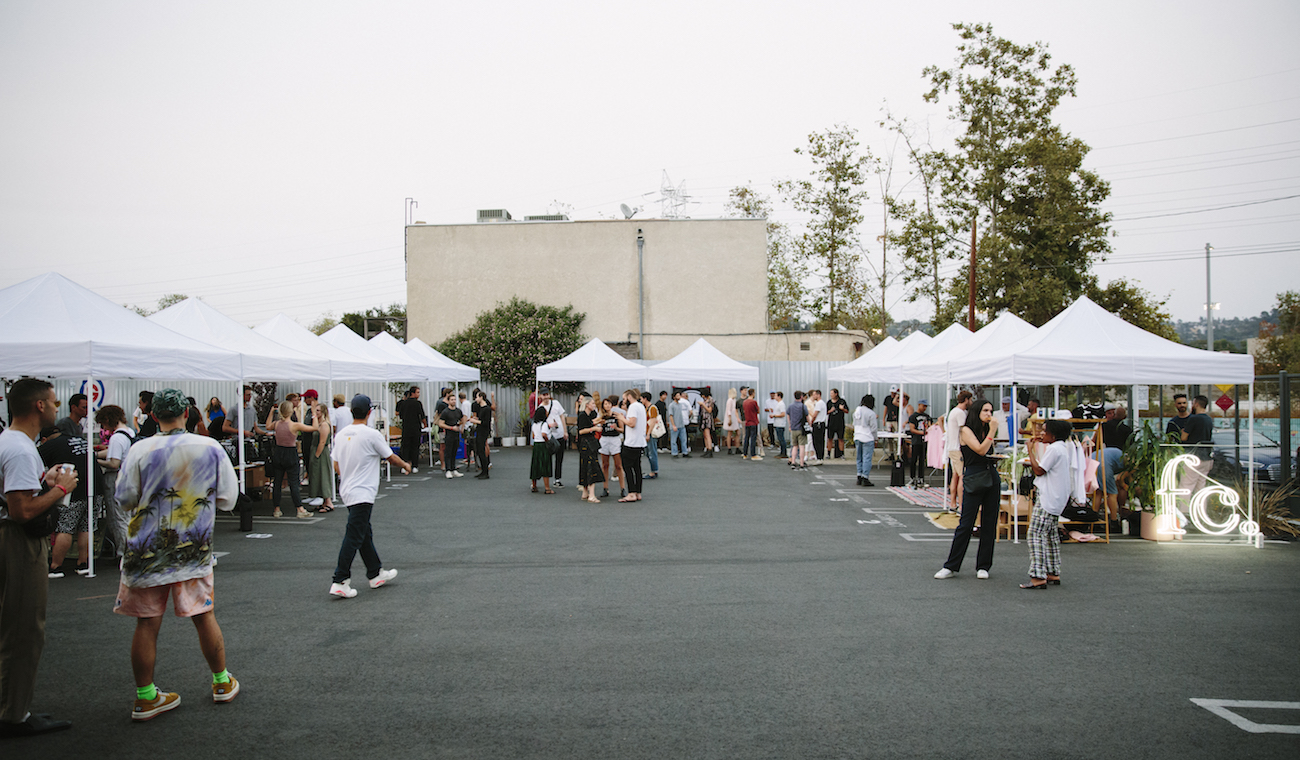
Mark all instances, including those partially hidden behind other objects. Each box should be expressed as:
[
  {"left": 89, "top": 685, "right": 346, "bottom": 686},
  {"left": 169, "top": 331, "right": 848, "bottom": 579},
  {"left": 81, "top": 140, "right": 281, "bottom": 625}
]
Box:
[
  {"left": 899, "top": 533, "right": 952, "bottom": 542},
  {"left": 1190, "top": 698, "right": 1300, "bottom": 733}
]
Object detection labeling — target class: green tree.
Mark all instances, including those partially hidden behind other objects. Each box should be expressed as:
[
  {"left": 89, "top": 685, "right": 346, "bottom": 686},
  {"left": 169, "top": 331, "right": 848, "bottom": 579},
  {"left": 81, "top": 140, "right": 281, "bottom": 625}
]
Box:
[
  {"left": 1087, "top": 278, "right": 1178, "bottom": 341},
  {"left": 342, "top": 303, "right": 406, "bottom": 338},
  {"left": 127, "top": 293, "right": 189, "bottom": 317},
  {"left": 724, "top": 184, "right": 806, "bottom": 329},
  {"left": 923, "top": 23, "right": 1139, "bottom": 328},
  {"left": 436, "top": 298, "right": 585, "bottom": 389},
  {"left": 777, "top": 125, "right": 874, "bottom": 327},
  {"left": 1257, "top": 290, "right": 1300, "bottom": 373},
  {"left": 309, "top": 313, "right": 339, "bottom": 335}
]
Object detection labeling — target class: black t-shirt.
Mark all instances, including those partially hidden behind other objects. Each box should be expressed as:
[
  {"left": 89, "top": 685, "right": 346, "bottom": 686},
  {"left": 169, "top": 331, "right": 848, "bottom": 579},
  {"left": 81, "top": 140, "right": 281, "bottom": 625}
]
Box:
[
  {"left": 396, "top": 397, "right": 426, "bottom": 426},
  {"left": 138, "top": 414, "right": 159, "bottom": 439},
  {"left": 438, "top": 406, "right": 463, "bottom": 433},
  {"left": 38, "top": 433, "right": 102, "bottom": 501},
  {"left": 827, "top": 398, "right": 849, "bottom": 426},
  {"left": 884, "top": 396, "right": 899, "bottom": 423},
  {"left": 1101, "top": 419, "right": 1133, "bottom": 450},
  {"left": 907, "top": 411, "right": 932, "bottom": 443},
  {"left": 1166, "top": 416, "right": 1190, "bottom": 437},
  {"left": 1182, "top": 413, "right": 1213, "bottom": 457},
  {"left": 470, "top": 401, "right": 492, "bottom": 436}
]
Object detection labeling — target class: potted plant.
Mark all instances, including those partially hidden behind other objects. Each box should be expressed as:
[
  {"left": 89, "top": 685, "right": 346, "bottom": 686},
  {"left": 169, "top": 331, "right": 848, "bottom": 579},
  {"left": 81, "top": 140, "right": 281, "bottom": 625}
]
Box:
[{"left": 1123, "top": 421, "right": 1183, "bottom": 540}]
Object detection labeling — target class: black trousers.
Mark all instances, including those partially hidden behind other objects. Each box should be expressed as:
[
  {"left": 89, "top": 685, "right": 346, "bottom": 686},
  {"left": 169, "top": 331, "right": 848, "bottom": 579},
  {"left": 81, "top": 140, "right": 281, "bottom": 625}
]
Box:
[
  {"left": 400, "top": 426, "right": 421, "bottom": 466},
  {"left": 812, "top": 424, "right": 826, "bottom": 460},
  {"left": 473, "top": 430, "right": 490, "bottom": 473},
  {"left": 443, "top": 430, "right": 460, "bottom": 472},
  {"left": 271, "top": 446, "right": 302, "bottom": 508},
  {"left": 908, "top": 438, "right": 926, "bottom": 479},
  {"left": 621, "top": 446, "right": 643, "bottom": 494},
  {"left": 552, "top": 438, "right": 565, "bottom": 480},
  {"left": 943, "top": 478, "right": 1002, "bottom": 572}
]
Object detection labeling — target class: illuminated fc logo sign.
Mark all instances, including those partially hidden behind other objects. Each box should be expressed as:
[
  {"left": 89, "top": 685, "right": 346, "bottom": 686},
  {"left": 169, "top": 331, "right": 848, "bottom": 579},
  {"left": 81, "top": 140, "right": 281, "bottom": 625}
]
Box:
[{"left": 1156, "top": 454, "right": 1260, "bottom": 537}]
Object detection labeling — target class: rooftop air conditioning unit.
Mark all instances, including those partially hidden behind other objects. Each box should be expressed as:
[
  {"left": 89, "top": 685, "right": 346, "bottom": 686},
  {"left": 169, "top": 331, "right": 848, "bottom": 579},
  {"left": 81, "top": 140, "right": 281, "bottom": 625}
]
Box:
[
  {"left": 523, "top": 214, "right": 569, "bottom": 221},
  {"left": 476, "top": 209, "right": 513, "bottom": 223}
]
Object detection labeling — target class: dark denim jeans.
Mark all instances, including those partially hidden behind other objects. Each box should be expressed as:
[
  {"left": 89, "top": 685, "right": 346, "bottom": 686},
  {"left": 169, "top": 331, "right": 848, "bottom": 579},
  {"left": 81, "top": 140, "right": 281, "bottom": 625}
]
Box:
[{"left": 333, "top": 502, "right": 382, "bottom": 584}]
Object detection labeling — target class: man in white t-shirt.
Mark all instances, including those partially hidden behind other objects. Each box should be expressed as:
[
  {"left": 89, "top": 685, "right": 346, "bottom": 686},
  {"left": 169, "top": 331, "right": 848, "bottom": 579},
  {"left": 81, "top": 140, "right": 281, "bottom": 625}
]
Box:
[
  {"left": 0, "top": 378, "right": 78, "bottom": 736},
  {"left": 614, "top": 389, "right": 647, "bottom": 502},
  {"left": 943, "top": 390, "right": 974, "bottom": 507},
  {"left": 770, "top": 391, "right": 788, "bottom": 458},
  {"left": 328, "top": 394, "right": 410, "bottom": 600},
  {"left": 808, "top": 390, "right": 829, "bottom": 463},
  {"left": 1023, "top": 419, "right": 1072, "bottom": 588},
  {"left": 536, "top": 388, "right": 567, "bottom": 487}
]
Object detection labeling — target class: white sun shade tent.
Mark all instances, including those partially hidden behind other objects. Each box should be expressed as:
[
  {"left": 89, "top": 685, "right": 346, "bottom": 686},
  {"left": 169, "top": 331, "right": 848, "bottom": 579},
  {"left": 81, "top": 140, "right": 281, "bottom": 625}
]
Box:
[
  {"left": 825, "top": 336, "right": 899, "bottom": 383},
  {"left": 404, "top": 338, "right": 481, "bottom": 383},
  {"left": 370, "top": 332, "right": 480, "bottom": 383},
  {"left": 148, "top": 298, "right": 332, "bottom": 380},
  {"left": 826, "top": 331, "right": 932, "bottom": 384},
  {"left": 320, "top": 324, "right": 435, "bottom": 382},
  {"left": 537, "top": 338, "right": 650, "bottom": 384},
  {"left": 0, "top": 272, "right": 242, "bottom": 579},
  {"left": 901, "top": 312, "right": 1038, "bottom": 385},
  {"left": 252, "top": 314, "right": 388, "bottom": 382},
  {"left": 645, "top": 338, "right": 758, "bottom": 383}
]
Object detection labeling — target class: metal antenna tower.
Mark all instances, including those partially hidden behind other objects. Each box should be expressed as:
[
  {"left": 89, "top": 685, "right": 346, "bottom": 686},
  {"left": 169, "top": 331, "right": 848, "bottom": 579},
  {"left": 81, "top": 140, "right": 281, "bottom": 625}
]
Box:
[{"left": 658, "top": 170, "right": 691, "bottom": 218}]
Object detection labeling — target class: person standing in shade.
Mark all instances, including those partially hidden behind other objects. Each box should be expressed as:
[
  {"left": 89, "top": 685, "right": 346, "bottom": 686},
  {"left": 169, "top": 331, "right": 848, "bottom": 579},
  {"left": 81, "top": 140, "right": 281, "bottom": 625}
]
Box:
[
  {"left": 37, "top": 425, "right": 104, "bottom": 578},
  {"left": 826, "top": 389, "right": 850, "bottom": 460},
  {"left": 529, "top": 406, "right": 554, "bottom": 494},
  {"left": 698, "top": 392, "right": 716, "bottom": 458},
  {"left": 654, "top": 391, "right": 670, "bottom": 454},
  {"left": 469, "top": 390, "right": 495, "bottom": 480},
  {"left": 722, "top": 388, "right": 742, "bottom": 455},
  {"left": 436, "top": 392, "right": 465, "bottom": 479},
  {"left": 329, "top": 395, "right": 407, "bottom": 599},
  {"left": 575, "top": 394, "right": 603, "bottom": 503},
  {"left": 786, "top": 391, "right": 808, "bottom": 470},
  {"left": 808, "top": 389, "right": 828, "bottom": 463},
  {"left": 305, "top": 394, "right": 334, "bottom": 512},
  {"left": 853, "top": 394, "right": 878, "bottom": 487},
  {"left": 614, "top": 390, "right": 646, "bottom": 502},
  {"left": 935, "top": 399, "right": 1001, "bottom": 581},
  {"left": 112, "top": 388, "right": 240, "bottom": 721},
  {"left": 1165, "top": 392, "right": 1191, "bottom": 439},
  {"left": 905, "top": 400, "right": 933, "bottom": 488},
  {"left": 266, "top": 401, "right": 313, "bottom": 519},
  {"left": 770, "top": 391, "right": 788, "bottom": 459},
  {"left": 395, "top": 386, "right": 426, "bottom": 475},
  {"left": 943, "top": 391, "right": 974, "bottom": 509},
  {"left": 539, "top": 387, "right": 567, "bottom": 488},
  {"left": 640, "top": 392, "right": 660, "bottom": 479},
  {"left": 0, "top": 378, "right": 78, "bottom": 737},
  {"left": 741, "top": 388, "right": 762, "bottom": 460},
  {"left": 669, "top": 391, "right": 691, "bottom": 458},
  {"left": 1021, "top": 419, "right": 1072, "bottom": 589}
]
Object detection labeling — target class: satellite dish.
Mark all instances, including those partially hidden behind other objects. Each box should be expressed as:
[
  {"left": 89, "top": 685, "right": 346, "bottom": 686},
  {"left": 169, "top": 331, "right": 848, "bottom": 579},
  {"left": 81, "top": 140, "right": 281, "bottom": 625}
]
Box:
[{"left": 620, "top": 203, "right": 637, "bottom": 219}]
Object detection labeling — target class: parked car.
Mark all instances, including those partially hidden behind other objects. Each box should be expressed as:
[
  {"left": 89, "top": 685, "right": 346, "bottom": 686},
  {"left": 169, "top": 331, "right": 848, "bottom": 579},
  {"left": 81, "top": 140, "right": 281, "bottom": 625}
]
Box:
[{"left": 1208, "top": 429, "right": 1298, "bottom": 490}]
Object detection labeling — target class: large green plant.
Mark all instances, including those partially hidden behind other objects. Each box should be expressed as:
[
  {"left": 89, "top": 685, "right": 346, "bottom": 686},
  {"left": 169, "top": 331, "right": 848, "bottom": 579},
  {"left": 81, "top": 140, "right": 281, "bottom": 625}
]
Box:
[
  {"left": 1122, "top": 420, "right": 1182, "bottom": 512},
  {"left": 436, "top": 298, "right": 585, "bottom": 390}
]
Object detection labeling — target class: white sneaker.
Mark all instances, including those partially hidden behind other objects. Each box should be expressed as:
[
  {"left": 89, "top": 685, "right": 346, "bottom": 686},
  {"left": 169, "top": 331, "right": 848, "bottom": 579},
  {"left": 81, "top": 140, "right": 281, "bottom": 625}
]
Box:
[
  {"left": 369, "top": 568, "right": 397, "bottom": 588},
  {"left": 329, "top": 580, "right": 357, "bottom": 598},
  {"left": 446, "top": 471, "right": 454, "bottom": 479},
  {"left": 976, "top": 569, "right": 990, "bottom": 580},
  {"left": 752, "top": 455, "right": 764, "bottom": 461},
  {"left": 934, "top": 568, "right": 956, "bottom": 580},
  {"left": 411, "top": 467, "right": 419, "bottom": 474},
  {"left": 452, "top": 470, "right": 463, "bottom": 478},
  {"left": 306, "top": 497, "right": 324, "bottom": 507}
]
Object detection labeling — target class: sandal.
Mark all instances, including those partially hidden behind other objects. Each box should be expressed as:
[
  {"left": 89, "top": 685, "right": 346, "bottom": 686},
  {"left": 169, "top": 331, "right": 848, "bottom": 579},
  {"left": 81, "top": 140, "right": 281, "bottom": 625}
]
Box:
[
  {"left": 531, "top": 485, "right": 538, "bottom": 493},
  {"left": 617, "top": 497, "right": 635, "bottom": 503},
  {"left": 1019, "top": 580, "right": 1048, "bottom": 590},
  {"left": 1046, "top": 577, "right": 1061, "bottom": 585},
  {"left": 587, "top": 496, "right": 600, "bottom": 504},
  {"left": 272, "top": 508, "right": 282, "bottom": 518},
  {"left": 544, "top": 489, "right": 555, "bottom": 495}
]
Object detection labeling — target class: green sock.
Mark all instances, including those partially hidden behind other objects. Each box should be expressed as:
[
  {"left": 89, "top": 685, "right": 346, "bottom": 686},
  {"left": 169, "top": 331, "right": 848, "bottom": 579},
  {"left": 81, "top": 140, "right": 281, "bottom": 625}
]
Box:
[
  {"left": 212, "top": 669, "right": 230, "bottom": 684},
  {"left": 137, "top": 684, "right": 158, "bottom": 701}
]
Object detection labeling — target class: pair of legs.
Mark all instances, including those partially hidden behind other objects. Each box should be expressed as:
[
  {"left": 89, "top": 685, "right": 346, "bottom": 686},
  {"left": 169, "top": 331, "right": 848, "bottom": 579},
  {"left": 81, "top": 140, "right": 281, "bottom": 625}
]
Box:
[
  {"left": 620, "top": 447, "right": 643, "bottom": 501},
  {"left": 773, "top": 426, "right": 787, "bottom": 457},
  {"left": 473, "top": 431, "right": 491, "bottom": 479},
  {"left": 551, "top": 440, "right": 565, "bottom": 483},
  {"left": 131, "top": 611, "right": 226, "bottom": 690},
  {"left": 271, "top": 446, "right": 306, "bottom": 516},
  {"left": 811, "top": 425, "right": 826, "bottom": 461},
  {"left": 671, "top": 426, "right": 688, "bottom": 456},
  {"left": 49, "top": 532, "right": 89, "bottom": 572},
  {"left": 399, "top": 428, "right": 421, "bottom": 468},
  {"left": 1024, "top": 503, "right": 1061, "bottom": 587},
  {"left": 0, "top": 523, "right": 48, "bottom": 724},
  {"left": 828, "top": 426, "right": 844, "bottom": 458},
  {"left": 700, "top": 426, "right": 713, "bottom": 456},
  {"left": 334, "top": 502, "right": 382, "bottom": 583},
  {"left": 942, "top": 480, "right": 1002, "bottom": 574},
  {"left": 947, "top": 452, "right": 964, "bottom": 509},
  {"left": 643, "top": 439, "right": 658, "bottom": 475},
  {"left": 600, "top": 451, "right": 624, "bottom": 495},
  {"left": 856, "top": 440, "right": 875, "bottom": 483},
  {"left": 443, "top": 431, "right": 460, "bottom": 473},
  {"left": 908, "top": 438, "right": 926, "bottom": 482},
  {"left": 789, "top": 433, "right": 806, "bottom": 467},
  {"left": 743, "top": 425, "right": 759, "bottom": 457},
  {"left": 578, "top": 447, "right": 601, "bottom": 502}
]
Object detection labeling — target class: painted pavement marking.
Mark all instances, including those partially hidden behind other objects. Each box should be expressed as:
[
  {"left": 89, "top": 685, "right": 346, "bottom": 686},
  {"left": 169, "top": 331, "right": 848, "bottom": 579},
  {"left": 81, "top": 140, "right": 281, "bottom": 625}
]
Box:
[{"left": 1190, "top": 698, "right": 1300, "bottom": 734}]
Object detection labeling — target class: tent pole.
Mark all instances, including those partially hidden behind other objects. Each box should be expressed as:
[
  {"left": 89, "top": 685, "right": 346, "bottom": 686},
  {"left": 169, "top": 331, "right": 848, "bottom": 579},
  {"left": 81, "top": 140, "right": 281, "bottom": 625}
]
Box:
[
  {"left": 1012, "top": 381, "right": 1020, "bottom": 545},
  {"left": 1250, "top": 382, "right": 1259, "bottom": 548},
  {"left": 328, "top": 379, "right": 337, "bottom": 503},
  {"left": 238, "top": 379, "right": 246, "bottom": 494},
  {"left": 86, "top": 374, "right": 96, "bottom": 579}
]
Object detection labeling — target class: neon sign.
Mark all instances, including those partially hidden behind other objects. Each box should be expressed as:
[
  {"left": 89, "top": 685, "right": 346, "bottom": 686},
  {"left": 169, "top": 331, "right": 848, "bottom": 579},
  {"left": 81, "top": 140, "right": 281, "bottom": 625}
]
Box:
[{"left": 1155, "top": 454, "right": 1259, "bottom": 537}]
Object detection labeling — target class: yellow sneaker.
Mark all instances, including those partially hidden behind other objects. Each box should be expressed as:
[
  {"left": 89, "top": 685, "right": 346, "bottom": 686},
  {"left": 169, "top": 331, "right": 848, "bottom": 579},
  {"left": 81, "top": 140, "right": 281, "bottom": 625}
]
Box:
[
  {"left": 132, "top": 690, "right": 181, "bottom": 721},
  {"left": 213, "top": 674, "right": 240, "bottom": 703}
]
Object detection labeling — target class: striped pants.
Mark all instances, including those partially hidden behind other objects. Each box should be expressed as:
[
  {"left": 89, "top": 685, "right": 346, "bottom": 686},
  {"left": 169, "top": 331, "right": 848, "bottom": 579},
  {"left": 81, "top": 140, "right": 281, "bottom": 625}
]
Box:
[{"left": 1028, "top": 502, "right": 1061, "bottom": 579}]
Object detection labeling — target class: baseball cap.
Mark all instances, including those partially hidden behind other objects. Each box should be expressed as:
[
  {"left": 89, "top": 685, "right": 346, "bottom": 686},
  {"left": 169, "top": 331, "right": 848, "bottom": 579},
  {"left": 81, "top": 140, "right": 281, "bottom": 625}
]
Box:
[
  {"left": 303, "top": 389, "right": 319, "bottom": 399},
  {"left": 350, "top": 394, "right": 372, "bottom": 418},
  {"left": 918, "top": 399, "right": 929, "bottom": 406},
  {"left": 333, "top": 394, "right": 345, "bottom": 405}
]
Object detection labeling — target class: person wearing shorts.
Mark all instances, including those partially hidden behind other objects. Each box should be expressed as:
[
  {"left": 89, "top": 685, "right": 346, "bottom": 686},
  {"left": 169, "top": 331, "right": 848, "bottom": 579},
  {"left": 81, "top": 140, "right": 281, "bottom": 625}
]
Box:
[{"left": 112, "top": 388, "right": 240, "bottom": 722}]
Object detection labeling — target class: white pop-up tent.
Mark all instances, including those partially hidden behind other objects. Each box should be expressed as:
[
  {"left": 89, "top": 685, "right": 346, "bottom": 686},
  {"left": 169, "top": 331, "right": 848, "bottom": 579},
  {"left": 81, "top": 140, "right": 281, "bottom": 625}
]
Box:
[
  {"left": 827, "top": 331, "right": 932, "bottom": 384},
  {"left": 0, "top": 273, "right": 243, "bottom": 579},
  {"left": 371, "top": 332, "right": 480, "bottom": 383},
  {"left": 901, "top": 312, "right": 1037, "bottom": 385},
  {"left": 645, "top": 338, "right": 758, "bottom": 383},
  {"left": 405, "top": 338, "right": 480, "bottom": 383},
  {"left": 825, "top": 335, "right": 898, "bottom": 383},
  {"left": 860, "top": 324, "right": 968, "bottom": 385},
  {"left": 537, "top": 338, "right": 650, "bottom": 384},
  {"left": 148, "top": 298, "right": 332, "bottom": 380},
  {"left": 321, "top": 324, "right": 434, "bottom": 381},
  {"left": 252, "top": 314, "right": 387, "bottom": 382}
]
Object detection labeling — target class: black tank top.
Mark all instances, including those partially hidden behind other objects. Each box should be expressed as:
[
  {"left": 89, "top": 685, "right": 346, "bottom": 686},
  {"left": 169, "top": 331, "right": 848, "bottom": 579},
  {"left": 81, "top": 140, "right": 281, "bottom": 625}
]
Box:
[{"left": 960, "top": 437, "right": 996, "bottom": 471}]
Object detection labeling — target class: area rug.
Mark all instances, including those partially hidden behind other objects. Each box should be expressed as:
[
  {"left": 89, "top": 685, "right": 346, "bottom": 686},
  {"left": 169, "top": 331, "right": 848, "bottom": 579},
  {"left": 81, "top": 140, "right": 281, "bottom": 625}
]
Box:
[{"left": 886, "top": 486, "right": 955, "bottom": 511}]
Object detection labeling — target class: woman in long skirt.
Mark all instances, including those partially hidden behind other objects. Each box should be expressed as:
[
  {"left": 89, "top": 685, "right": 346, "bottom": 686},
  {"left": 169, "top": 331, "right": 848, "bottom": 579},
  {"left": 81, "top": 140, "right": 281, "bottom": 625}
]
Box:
[
  {"left": 529, "top": 406, "right": 553, "bottom": 494},
  {"left": 576, "top": 394, "right": 604, "bottom": 503},
  {"left": 306, "top": 395, "right": 334, "bottom": 512}
]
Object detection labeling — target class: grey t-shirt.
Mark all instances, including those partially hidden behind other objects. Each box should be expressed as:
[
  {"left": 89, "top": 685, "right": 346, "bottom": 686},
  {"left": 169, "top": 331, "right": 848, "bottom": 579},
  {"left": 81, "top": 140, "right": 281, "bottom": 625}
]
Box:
[{"left": 0, "top": 428, "right": 45, "bottom": 521}]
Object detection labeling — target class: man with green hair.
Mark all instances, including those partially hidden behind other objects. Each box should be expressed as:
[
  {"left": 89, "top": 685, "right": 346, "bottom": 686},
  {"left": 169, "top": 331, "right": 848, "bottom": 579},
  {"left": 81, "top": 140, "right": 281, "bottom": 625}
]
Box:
[{"left": 113, "top": 388, "right": 240, "bottom": 721}]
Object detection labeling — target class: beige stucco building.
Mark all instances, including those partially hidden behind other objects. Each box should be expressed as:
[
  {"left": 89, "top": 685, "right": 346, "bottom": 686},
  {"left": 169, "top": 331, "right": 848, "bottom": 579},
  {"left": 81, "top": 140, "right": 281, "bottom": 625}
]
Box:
[{"left": 405, "top": 214, "right": 869, "bottom": 362}]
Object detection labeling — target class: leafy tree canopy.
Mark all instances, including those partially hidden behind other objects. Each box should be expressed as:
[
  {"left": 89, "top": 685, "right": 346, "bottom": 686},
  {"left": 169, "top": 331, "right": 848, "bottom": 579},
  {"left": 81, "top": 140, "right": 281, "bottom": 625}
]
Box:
[
  {"left": 341, "top": 303, "right": 406, "bottom": 338},
  {"left": 128, "top": 293, "right": 189, "bottom": 317},
  {"left": 436, "top": 298, "right": 586, "bottom": 389},
  {"left": 1257, "top": 290, "right": 1300, "bottom": 373}
]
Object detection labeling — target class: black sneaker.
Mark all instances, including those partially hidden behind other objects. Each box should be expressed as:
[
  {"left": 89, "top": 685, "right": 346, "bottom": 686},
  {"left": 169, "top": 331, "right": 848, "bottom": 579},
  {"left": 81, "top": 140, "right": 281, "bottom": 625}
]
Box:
[{"left": 864, "top": 479, "right": 875, "bottom": 487}]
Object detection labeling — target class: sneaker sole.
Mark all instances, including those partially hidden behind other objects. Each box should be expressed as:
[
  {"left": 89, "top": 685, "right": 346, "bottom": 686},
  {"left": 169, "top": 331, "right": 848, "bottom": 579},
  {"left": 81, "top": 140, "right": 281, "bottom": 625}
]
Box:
[
  {"left": 213, "top": 679, "right": 240, "bottom": 703},
  {"left": 132, "top": 695, "right": 181, "bottom": 721}
]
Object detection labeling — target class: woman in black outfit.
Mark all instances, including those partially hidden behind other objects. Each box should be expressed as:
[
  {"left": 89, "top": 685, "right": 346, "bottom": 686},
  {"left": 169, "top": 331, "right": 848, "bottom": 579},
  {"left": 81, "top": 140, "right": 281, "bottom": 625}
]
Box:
[
  {"left": 935, "top": 399, "right": 1001, "bottom": 580},
  {"left": 469, "top": 390, "right": 494, "bottom": 479},
  {"left": 575, "top": 394, "right": 603, "bottom": 503}
]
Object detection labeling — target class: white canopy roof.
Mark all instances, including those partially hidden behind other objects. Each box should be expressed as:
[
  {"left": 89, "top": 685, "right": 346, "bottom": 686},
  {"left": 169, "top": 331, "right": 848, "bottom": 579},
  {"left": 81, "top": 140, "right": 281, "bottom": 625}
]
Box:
[
  {"left": 148, "top": 298, "right": 333, "bottom": 380},
  {"left": 862, "top": 324, "right": 969, "bottom": 384},
  {"left": 0, "top": 273, "right": 240, "bottom": 380},
  {"left": 902, "top": 313, "right": 1037, "bottom": 384},
  {"left": 369, "top": 332, "right": 480, "bottom": 383},
  {"left": 404, "top": 338, "right": 480, "bottom": 382},
  {"left": 252, "top": 314, "right": 387, "bottom": 382},
  {"left": 945, "top": 296, "right": 1255, "bottom": 385},
  {"left": 827, "top": 332, "right": 932, "bottom": 383},
  {"left": 645, "top": 338, "right": 758, "bottom": 383},
  {"left": 320, "top": 324, "right": 434, "bottom": 381},
  {"left": 536, "top": 338, "right": 649, "bottom": 383}
]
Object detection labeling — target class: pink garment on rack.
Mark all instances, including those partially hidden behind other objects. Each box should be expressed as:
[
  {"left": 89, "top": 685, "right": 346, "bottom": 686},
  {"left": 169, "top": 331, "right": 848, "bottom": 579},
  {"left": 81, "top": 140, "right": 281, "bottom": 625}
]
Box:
[{"left": 926, "top": 426, "right": 946, "bottom": 468}]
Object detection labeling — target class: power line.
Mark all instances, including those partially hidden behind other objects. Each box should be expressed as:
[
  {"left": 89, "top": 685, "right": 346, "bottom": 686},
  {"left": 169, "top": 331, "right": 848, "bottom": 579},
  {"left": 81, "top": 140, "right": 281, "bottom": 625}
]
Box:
[
  {"left": 1112, "top": 194, "right": 1300, "bottom": 221},
  {"left": 1092, "top": 118, "right": 1300, "bottom": 150}
]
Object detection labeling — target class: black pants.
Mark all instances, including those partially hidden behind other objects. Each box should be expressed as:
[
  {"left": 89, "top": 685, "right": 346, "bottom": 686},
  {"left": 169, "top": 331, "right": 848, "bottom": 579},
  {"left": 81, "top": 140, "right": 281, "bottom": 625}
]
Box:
[
  {"left": 443, "top": 430, "right": 460, "bottom": 472},
  {"left": 400, "top": 427, "right": 421, "bottom": 466},
  {"left": 271, "top": 446, "right": 302, "bottom": 508},
  {"left": 812, "top": 424, "right": 826, "bottom": 460},
  {"left": 473, "top": 430, "right": 490, "bottom": 474},
  {"left": 552, "top": 438, "right": 565, "bottom": 480},
  {"left": 943, "top": 478, "right": 1002, "bottom": 572},
  {"left": 621, "top": 446, "right": 643, "bottom": 494},
  {"left": 332, "top": 502, "right": 380, "bottom": 584},
  {"left": 908, "top": 438, "right": 926, "bottom": 479}
]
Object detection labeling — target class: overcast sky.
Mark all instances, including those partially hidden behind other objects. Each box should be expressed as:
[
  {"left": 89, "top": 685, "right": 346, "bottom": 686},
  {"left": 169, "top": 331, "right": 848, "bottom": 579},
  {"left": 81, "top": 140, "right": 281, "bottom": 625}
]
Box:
[{"left": 2, "top": 1, "right": 1297, "bottom": 333}]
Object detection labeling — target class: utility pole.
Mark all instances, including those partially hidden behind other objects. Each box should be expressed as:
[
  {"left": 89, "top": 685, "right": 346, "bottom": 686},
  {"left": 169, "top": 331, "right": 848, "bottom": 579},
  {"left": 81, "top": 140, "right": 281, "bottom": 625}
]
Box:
[
  {"left": 1205, "top": 243, "right": 1214, "bottom": 350},
  {"left": 968, "top": 219, "right": 977, "bottom": 331}
]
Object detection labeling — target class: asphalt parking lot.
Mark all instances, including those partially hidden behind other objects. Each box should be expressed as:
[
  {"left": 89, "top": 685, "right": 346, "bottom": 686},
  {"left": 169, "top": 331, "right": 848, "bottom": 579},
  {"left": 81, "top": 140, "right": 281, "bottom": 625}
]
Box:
[{"left": 14, "top": 448, "right": 1300, "bottom": 759}]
